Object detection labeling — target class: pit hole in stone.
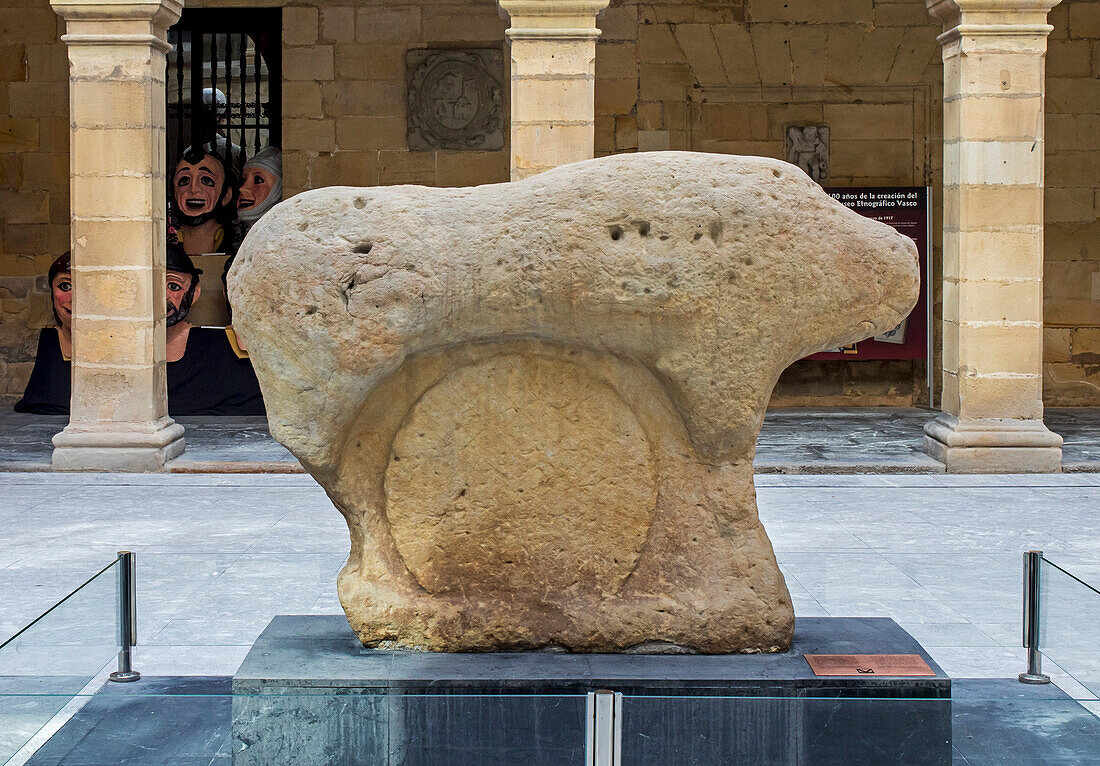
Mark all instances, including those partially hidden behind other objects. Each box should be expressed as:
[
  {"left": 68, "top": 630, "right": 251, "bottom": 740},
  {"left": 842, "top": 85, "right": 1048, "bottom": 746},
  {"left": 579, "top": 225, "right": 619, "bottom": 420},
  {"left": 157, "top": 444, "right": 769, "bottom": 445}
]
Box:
[
  {"left": 353, "top": 242, "right": 373, "bottom": 255},
  {"left": 658, "top": 234, "right": 670, "bottom": 241},
  {"left": 772, "top": 168, "right": 781, "bottom": 178},
  {"left": 708, "top": 220, "right": 724, "bottom": 245},
  {"left": 609, "top": 225, "right": 623, "bottom": 241},
  {"left": 353, "top": 198, "right": 366, "bottom": 209},
  {"left": 297, "top": 222, "right": 309, "bottom": 232},
  {"left": 692, "top": 232, "right": 703, "bottom": 242},
  {"left": 304, "top": 305, "right": 318, "bottom": 315},
  {"left": 637, "top": 221, "right": 651, "bottom": 237}
]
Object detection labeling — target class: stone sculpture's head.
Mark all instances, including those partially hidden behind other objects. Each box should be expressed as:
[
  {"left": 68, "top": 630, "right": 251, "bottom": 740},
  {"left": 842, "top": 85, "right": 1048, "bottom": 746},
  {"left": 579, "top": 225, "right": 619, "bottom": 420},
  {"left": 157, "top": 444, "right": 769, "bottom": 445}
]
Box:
[
  {"left": 48, "top": 252, "right": 72, "bottom": 331},
  {"left": 172, "top": 147, "right": 237, "bottom": 227},
  {"left": 777, "top": 193, "right": 919, "bottom": 361}
]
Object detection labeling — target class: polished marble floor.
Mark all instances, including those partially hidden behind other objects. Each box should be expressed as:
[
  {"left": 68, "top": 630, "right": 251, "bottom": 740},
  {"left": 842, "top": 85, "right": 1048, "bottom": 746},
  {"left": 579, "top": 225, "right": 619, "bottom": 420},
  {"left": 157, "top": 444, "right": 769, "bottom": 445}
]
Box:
[
  {"left": 1, "top": 471, "right": 1097, "bottom": 685},
  {"left": 1, "top": 470, "right": 1099, "bottom": 763}
]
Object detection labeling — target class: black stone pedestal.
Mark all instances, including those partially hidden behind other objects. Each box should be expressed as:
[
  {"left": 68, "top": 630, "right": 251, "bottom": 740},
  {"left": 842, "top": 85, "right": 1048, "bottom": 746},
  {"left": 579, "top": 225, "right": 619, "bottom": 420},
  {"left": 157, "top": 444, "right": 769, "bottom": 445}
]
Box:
[{"left": 231, "top": 616, "right": 951, "bottom": 765}]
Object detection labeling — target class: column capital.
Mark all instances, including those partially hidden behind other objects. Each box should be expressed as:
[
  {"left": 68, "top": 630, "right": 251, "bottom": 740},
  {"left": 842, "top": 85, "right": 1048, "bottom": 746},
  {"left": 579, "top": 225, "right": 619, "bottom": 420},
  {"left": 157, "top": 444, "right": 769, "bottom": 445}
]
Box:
[
  {"left": 927, "top": 0, "right": 1062, "bottom": 39},
  {"left": 498, "top": 0, "right": 611, "bottom": 38},
  {"left": 51, "top": 0, "right": 182, "bottom": 51}
]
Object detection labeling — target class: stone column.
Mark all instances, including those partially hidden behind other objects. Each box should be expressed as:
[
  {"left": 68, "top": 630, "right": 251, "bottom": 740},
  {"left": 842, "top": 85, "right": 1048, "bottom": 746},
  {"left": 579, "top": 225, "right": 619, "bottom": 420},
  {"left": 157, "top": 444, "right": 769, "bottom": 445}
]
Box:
[
  {"left": 49, "top": 0, "right": 184, "bottom": 471},
  {"left": 497, "top": 0, "right": 610, "bottom": 180},
  {"left": 923, "top": 0, "right": 1063, "bottom": 473}
]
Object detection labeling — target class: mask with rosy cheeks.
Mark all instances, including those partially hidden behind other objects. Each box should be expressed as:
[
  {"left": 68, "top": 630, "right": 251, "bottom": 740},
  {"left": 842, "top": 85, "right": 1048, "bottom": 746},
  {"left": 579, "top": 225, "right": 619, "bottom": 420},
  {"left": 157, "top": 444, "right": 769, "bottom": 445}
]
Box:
[
  {"left": 237, "top": 146, "right": 283, "bottom": 225},
  {"left": 173, "top": 153, "right": 233, "bottom": 227},
  {"left": 51, "top": 273, "right": 72, "bottom": 330},
  {"left": 238, "top": 168, "right": 277, "bottom": 212}
]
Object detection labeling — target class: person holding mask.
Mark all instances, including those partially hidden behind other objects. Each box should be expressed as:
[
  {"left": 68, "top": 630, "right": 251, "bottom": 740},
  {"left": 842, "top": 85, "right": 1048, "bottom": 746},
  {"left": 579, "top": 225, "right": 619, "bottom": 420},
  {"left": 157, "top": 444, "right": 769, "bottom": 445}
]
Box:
[
  {"left": 14, "top": 253, "right": 73, "bottom": 414},
  {"left": 171, "top": 146, "right": 240, "bottom": 256}
]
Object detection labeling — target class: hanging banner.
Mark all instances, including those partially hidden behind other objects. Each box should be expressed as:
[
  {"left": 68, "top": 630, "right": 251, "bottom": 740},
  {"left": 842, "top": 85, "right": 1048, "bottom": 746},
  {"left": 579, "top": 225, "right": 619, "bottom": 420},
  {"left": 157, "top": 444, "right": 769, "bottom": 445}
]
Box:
[{"left": 807, "top": 187, "right": 930, "bottom": 361}]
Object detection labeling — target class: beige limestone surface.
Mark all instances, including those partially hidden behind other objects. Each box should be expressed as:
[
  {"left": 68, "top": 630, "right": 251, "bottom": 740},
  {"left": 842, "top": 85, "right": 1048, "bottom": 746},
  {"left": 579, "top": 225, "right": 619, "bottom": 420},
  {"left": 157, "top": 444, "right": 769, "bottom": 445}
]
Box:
[
  {"left": 231, "top": 151, "right": 919, "bottom": 653},
  {"left": 923, "top": 0, "right": 1064, "bottom": 473},
  {"left": 499, "top": 0, "right": 610, "bottom": 180},
  {"left": 47, "top": 0, "right": 184, "bottom": 471}
]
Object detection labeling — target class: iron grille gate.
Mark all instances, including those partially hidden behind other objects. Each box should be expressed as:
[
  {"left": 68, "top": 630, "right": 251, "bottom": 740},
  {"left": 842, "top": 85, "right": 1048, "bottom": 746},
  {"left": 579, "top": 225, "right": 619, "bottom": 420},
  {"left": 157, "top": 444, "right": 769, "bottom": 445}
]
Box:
[{"left": 166, "top": 8, "right": 282, "bottom": 174}]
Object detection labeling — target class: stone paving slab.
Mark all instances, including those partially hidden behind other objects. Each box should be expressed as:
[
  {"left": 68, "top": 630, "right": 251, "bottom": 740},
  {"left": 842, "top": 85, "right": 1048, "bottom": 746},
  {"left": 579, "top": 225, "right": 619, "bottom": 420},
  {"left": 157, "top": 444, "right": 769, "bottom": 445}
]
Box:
[
  {"left": 3, "top": 408, "right": 1098, "bottom": 473},
  {"left": 2, "top": 472, "right": 1098, "bottom": 689}
]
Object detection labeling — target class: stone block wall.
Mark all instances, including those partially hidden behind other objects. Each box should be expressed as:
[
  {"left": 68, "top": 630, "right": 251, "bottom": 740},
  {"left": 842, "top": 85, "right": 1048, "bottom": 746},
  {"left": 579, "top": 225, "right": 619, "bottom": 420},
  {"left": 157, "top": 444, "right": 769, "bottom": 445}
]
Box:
[
  {"left": 277, "top": 0, "right": 510, "bottom": 196},
  {"left": 591, "top": 0, "right": 944, "bottom": 405},
  {"left": 1, "top": 0, "right": 1098, "bottom": 408},
  {"left": 1043, "top": 0, "right": 1100, "bottom": 405},
  {"left": 0, "top": 0, "right": 68, "bottom": 406}
]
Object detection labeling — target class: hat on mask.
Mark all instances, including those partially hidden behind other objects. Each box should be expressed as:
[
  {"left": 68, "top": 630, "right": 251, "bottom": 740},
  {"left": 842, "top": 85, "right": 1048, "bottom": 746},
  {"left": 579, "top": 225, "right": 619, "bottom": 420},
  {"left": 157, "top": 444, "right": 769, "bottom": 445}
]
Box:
[
  {"left": 166, "top": 242, "right": 202, "bottom": 278},
  {"left": 165, "top": 242, "right": 202, "bottom": 327}
]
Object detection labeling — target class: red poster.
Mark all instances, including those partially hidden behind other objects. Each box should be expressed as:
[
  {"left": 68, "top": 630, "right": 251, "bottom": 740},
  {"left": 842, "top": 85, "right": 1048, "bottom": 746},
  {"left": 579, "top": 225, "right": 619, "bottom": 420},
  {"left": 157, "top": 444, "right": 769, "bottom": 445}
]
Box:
[{"left": 807, "top": 187, "right": 930, "bottom": 361}]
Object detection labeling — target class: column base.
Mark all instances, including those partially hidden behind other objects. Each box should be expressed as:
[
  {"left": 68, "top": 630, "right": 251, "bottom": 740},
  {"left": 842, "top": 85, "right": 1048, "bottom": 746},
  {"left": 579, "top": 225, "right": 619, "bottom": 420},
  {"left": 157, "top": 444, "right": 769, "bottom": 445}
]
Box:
[
  {"left": 51, "top": 418, "right": 186, "bottom": 472},
  {"left": 922, "top": 414, "right": 1062, "bottom": 474}
]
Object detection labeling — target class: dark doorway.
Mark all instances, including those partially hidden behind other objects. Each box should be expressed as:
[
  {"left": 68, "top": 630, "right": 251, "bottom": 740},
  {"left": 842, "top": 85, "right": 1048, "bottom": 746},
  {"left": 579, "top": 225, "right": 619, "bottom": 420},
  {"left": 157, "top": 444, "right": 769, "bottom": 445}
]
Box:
[{"left": 166, "top": 8, "right": 282, "bottom": 174}]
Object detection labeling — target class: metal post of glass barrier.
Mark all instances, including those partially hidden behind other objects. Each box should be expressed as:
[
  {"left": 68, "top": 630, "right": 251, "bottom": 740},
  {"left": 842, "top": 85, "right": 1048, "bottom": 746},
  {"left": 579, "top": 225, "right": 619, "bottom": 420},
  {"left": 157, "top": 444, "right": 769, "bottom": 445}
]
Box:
[
  {"left": 109, "top": 551, "right": 140, "bottom": 683},
  {"left": 1018, "top": 550, "right": 1050, "bottom": 684},
  {"left": 586, "top": 690, "right": 622, "bottom": 766}
]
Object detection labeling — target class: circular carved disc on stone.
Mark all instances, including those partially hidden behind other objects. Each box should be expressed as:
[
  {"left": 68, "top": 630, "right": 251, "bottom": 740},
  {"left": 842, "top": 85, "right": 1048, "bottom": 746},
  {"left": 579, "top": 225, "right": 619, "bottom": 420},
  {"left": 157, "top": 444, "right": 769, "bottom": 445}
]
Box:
[{"left": 385, "top": 353, "right": 658, "bottom": 599}]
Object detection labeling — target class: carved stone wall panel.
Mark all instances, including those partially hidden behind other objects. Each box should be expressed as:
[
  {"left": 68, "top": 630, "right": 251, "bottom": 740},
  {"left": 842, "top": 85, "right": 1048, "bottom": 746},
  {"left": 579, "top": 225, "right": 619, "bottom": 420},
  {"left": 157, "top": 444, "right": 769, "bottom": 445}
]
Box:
[
  {"left": 786, "top": 124, "right": 830, "bottom": 183},
  {"left": 407, "top": 49, "right": 504, "bottom": 152}
]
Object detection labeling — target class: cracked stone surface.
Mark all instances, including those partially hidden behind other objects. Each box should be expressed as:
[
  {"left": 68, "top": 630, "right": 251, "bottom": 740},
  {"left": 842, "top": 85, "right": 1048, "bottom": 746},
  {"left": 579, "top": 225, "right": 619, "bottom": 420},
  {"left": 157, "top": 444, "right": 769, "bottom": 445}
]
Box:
[{"left": 229, "top": 151, "right": 920, "bottom": 652}]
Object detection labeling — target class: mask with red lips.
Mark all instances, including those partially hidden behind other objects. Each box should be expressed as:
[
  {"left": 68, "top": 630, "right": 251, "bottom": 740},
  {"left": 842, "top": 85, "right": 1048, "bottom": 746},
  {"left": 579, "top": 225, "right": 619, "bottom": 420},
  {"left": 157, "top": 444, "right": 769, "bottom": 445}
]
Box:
[{"left": 172, "top": 147, "right": 237, "bottom": 228}]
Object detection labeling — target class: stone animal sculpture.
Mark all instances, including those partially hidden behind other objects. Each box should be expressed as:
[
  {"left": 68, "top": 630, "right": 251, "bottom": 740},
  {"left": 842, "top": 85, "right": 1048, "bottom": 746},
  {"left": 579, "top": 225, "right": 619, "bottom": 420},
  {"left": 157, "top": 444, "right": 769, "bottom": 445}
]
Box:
[{"left": 229, "top": 152, "right": 920, "bottom": 653}]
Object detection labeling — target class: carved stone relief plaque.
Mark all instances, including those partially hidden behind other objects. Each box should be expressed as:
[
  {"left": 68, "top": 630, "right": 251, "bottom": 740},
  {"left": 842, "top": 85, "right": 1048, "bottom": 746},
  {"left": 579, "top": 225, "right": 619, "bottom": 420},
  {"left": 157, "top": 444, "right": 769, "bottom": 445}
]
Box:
[
  {"left": 785, "top": 125, "right": 830, "bottom": 183},
  {"left": 407, "top": 49, "right": 504, "bottom": 151}
]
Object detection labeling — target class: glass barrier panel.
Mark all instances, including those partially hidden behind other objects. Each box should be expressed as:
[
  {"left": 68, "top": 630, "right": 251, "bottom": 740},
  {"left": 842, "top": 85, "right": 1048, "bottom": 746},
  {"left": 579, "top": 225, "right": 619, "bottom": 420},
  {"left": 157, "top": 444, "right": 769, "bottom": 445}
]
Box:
[
  {"left": 4, "top": 690, "right": 1098, "bottom": 766},
  {"left": 11, "top": 689, "right": 589, "bottom": 766},
  {"left": 0, "top": 558, "right": 120, "bottom": 765},
  {"left": 1038, "top": 558, "right": 1100, "bottom": 697}
]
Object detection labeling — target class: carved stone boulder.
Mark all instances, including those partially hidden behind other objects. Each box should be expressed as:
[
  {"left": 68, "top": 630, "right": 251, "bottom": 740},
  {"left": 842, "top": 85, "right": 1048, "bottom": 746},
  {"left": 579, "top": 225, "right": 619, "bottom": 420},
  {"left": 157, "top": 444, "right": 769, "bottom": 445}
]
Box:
[{"left": 229, "top": 152, "right": 920, "bottom": 653}]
